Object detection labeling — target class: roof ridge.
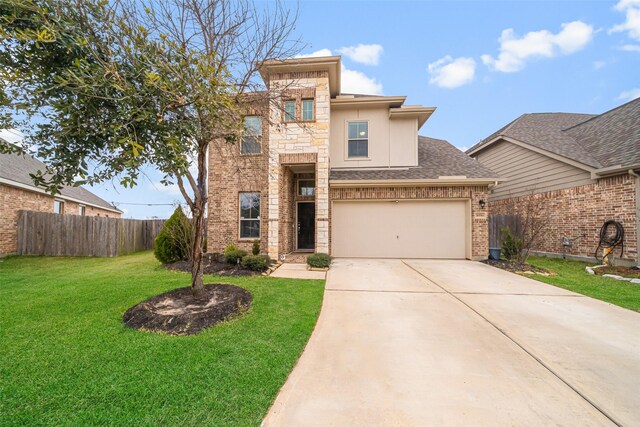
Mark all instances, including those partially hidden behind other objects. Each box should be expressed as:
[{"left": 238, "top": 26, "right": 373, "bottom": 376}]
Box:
[{"left": 563, "top": 97, "right": 640, "bottom": 132}]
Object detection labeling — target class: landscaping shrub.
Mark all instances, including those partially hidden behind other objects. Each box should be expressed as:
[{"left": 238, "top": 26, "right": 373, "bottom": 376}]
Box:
[
  {"left": 252, "top": 240, "right": 260, "bottom": 256},
  {"left": 154, "top": 207, "right": 193, "bottom": 264},
  {"left": 307, "top": 253, "right": 331, "bottom": 268},
  {"left": 241, "top": 254, "right": 271, "bottom": 271},
  {"left": 223, "top": 243, "right": 247, "bottom": 265},
  {"left": 501, "top": 226, "right": 523, "bottom": 262}
]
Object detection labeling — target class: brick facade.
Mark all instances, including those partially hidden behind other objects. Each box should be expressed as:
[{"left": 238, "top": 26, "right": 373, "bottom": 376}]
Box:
[
  {"left": 489, "top": 174, "right": 638, "bottom": 262},
  {"left": 0, "top": 183, "right": 120, "bottom": 256},
  {"left": 330, "top": 185, "right": 490, "bottom": 259}
]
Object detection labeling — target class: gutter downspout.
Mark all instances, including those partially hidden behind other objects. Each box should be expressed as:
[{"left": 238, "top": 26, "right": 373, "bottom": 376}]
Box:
[{"left": 629, "top": 169, "right": 640, "bottom": 265}]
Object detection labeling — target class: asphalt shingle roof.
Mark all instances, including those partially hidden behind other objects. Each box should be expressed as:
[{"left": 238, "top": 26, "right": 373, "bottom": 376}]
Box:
[
  {"left": 468, "top": 98, "right": 640, "bottom": 169},
  {"left": 330, "top": 136, "right": 498, "bottom": 181},
  {"left": 0, "top": 151, "right": 120, "bottom": 211}
]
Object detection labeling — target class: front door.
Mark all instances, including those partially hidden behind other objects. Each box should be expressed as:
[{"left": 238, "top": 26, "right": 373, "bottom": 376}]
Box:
[{"left": 297, "top": 202, "right": 315, "bottom": 251}]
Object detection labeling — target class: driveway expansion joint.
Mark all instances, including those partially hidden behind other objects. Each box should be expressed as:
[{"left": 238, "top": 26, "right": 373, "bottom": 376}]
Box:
[
  {"left": 401, "top": 260, "right": 623, "bottom": 427},
  {"left": 325, "top": 288, "right": 445, "bottom": 294}
]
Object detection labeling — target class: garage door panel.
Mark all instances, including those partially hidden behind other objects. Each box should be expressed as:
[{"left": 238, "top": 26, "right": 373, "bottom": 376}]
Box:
[{"left": 332, "top": 200, "right": 467, "bottom": 259}]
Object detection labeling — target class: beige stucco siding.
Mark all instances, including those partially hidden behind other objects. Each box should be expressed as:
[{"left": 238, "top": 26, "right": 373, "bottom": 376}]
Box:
[
  {"left": 476, "top": 140, "right": 594, "bottom": 199},
  {"left": 330, "top": 106, "right": 418, "bottom": 168}
]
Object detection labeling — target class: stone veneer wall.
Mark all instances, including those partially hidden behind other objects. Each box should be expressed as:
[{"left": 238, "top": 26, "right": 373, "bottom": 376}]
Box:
[
  {"left": 267, "top": 71, "right": 331, "bottom": 259},
  {"left": 330, "top": 185, "right": 490, "bottom": 259},
  {"left": 0, "top": 184, "right": 120, "bottom": 256},
  {"left": 489, "top": 174, "right": 638, "bottom": 262}
]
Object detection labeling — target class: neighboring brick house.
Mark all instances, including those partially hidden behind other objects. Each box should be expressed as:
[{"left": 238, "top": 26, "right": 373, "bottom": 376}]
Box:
[
  {"left": 208, "top": 56, "right": 500, "bottom": 261},
  {"left": 467, "top": 98, "right": 639, "bottom": 264},
  {"left": 0, "top": 151, "right": 122, "bottom": 256}
]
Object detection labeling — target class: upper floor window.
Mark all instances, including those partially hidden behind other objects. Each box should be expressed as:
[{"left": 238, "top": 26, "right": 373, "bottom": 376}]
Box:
[
  {"left": 78, "top": 205, "right": 86, "bottom": 216},
  {"left": 241, "top": 116, "right": 262, "bottom": 154},
  {"left": 347, "top": 121, "right": 369, "bottom": 158},
  {"left": 239, "top": 192, "right": 260, "bottom": 239},
  {"left": 53, "top": 199, "right": 65, "bottom": 214},
  {"left": 302, "top": 99, "right": 314, "bottom": 121},
  {"left": 284, "top": 100, "right": 296, "bottom": 122}
]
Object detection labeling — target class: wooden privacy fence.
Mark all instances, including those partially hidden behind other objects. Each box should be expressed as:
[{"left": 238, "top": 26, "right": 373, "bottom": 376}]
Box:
[
  {"left": 17, "top": 210, "right": 165, "bottom": 257},
  {"left": 488, "top": 214, "right": 522, "bottom": 249}
]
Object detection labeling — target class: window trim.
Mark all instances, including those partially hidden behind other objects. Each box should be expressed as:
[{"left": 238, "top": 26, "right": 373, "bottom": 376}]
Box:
[
  {"left": 78, "top": 205, "right": 86, "bottom": 216},
  {"left": 241, "top": 115, "right": 262, "bottom": 155},
  {"left": 301, "top": 98, "right": 315, "bottom": 122},
  {"left": 345, "top": 120, "right": 370, "bottom": 160},
  {"left": 238, "top": 192, "right": 261, "bottom": 240},
  {"left": 283, "top": 99, "right": 296, "bottom": 122},
  {"left": 297, "top": 179, "right": 316, "bottom": 197},
  {"left": 53, "top": 199, "right": 65, "bottom": 215}
]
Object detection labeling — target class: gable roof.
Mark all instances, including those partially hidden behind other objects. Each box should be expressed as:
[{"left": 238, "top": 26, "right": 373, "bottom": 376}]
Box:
[
  {"left": 330, "top": 136, "right": 499, "bottom": 182},
  {"left": 0, "top": 151, "right": 121, "bottom": 213},
  {"left": 467, "top": 98, "right": 640, "bottom": 170}
]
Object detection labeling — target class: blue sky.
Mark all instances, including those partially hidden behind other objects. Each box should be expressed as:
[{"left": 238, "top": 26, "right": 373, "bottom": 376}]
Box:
[{"left": 7, "top": 0, "right": 638, "bottom": 218}]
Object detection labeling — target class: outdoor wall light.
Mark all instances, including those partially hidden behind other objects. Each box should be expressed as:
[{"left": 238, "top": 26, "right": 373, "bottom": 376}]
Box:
[{"left": 479, "top": 199, "right": 486, "bottom": 209}]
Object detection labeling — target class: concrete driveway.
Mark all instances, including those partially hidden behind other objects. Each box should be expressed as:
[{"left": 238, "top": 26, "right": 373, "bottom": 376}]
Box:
[{"left": 263, "top": 259, "right": 640, "bottom": 426}]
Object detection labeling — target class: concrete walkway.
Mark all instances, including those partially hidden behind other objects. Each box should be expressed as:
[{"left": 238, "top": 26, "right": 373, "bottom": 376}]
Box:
[
  {"left": 263, "top": 259, "right": 640, "bottom": 426},
  {"left": 269, "top": 263, "right": 326, "bottom": 280}
]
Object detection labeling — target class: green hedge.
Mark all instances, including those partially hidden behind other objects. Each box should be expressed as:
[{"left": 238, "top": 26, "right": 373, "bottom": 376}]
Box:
[
  {"left": 307, "top": 253, "right": 331, "bottom": 269},
  {"left": 241, "top": 254, "right": 271, "bottom": 271}
]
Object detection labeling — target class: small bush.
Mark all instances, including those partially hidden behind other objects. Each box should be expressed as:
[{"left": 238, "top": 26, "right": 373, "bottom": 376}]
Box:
[
  {"left": 241, "top": 254, "right": 271, "bottom": 271},
  {"left": 307, "top": 253, "right": 331, "bottom": 269},
  {"left": 154, "top": 206, "right": 193, "bottom": 264},
  {"left": 252, "top": 240, "right": 260, "bottom": 256},
  {"left": 501, "top": 226, "right": 523, "bottom": 262},
  {"left": 223, "top": 243, "right": 247, "bottom": 264}
]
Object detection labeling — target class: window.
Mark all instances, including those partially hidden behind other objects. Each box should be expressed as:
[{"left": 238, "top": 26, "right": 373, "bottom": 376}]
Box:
[
  {"left": 302, "top": 99, "right": 314, "bottom": 121},
  {"left": 284, "top": 100, "right": 296, "bottom": 122},
  {"left": 241, "top": 116, "right": 262, "bottom": 154},
  {"left": 298, "top": 179, "right": 315, "bottom": 196},
  {"left": 239, "top": 192, "right": 260, "bottom": 239},
  {"left": 78, "top": 205, "right": 86, "bottom": 216},
  {"left": 53, "top": 199, "right": 64, "bottom": 214},
  {"left": 348, "top": 121, "right": 369, "bottom": 158}
]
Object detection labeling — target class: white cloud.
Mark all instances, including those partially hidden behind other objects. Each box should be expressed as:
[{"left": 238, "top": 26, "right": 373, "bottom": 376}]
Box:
[
  {"left": 619, "top": 43, "right": 640, "bottom": 51},
  {"left": 610, "top": 0, "right": 640, "bottom": 43},
  {"left": 295, "top": 48, "right": 333, "bottom": 58},
  {"left": 341, "top": 65, "right": 383, "bottom": 95},
  {"left": 592, "top": 60, "right": 606, "bottom": 69},
  {"left": 337, "top": 44, "right": 383, "bottom": 65},
  {"left": 294, "top": 48, "right": 383, "bottom": 95},
  {"left": 617, "top": 87, "right": 640, "bottom": 102},
  {"left": 482, "top": 21, "right": 594, "bottom": 72},
  {"left": 427, "top": 56, "right": 476, "bottom": 89},
  {"left": 0, "top": 128, "right": 24, "bottom": 145}
]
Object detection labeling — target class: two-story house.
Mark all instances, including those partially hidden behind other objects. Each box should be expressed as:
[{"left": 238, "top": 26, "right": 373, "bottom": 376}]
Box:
[{"left": 207, "top": 56, "right": 499, "bottom": 261}]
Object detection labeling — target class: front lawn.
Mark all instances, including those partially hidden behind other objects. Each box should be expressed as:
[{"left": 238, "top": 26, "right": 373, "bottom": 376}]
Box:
[
  {"left": 526, "top": 256, "right": 640, "bottom": 312},
  {"left": 0, "top": 252, "right": 324, "bottom": 426}
]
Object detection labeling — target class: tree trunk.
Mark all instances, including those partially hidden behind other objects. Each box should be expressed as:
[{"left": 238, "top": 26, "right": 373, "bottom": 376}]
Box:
[{"left": 190, "top": 142, "right": 209, "bottom": 296}]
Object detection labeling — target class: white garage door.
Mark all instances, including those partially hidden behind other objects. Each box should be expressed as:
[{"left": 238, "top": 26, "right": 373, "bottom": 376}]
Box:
[{"left": 332, "top": 200, "right": 468, "bottom": 258}]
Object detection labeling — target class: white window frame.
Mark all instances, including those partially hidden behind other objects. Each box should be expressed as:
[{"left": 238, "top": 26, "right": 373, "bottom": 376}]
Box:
[
  {"left": 239, "top": 192, "right": 260, "bottom": 240},
  {"left": 302, "top": 99, "right": 314, "bottom": 121},
  {"left": 53, "top": 199, "right": 65, "bottom": 215},
  {"left": 284, "top": 100, "right": 296, "bottom": 122},
  {"left": 78, "top": 205, "right": 86, "bottom": 216},
  {"left": 241, "top": 116, "right": 262, "bottom": 155},
  {"left": 346, "top": 121, "right": 370, "bottom": 159}
]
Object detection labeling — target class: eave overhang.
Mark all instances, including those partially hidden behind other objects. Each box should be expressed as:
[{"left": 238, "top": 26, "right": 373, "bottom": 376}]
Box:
[
  {"left": 258, "top": 56, "right": 341, "bottom": 97},
  {"left": 329, "top": 177, "right": 504, "bottom": 188}
]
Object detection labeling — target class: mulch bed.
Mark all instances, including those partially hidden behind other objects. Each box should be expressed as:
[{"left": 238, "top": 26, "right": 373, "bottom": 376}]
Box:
[
  {"left": 482, "top": 259, "right": 553, "bottom": 276},
  {"left": 593, "top": 266, "right": 640, "bottom": 278},
  {"left": 123, "top": 284, "right": 253, "bottom": 335},
  {"left": 164, "top": 253, "right": 256, "bottom": 276}
]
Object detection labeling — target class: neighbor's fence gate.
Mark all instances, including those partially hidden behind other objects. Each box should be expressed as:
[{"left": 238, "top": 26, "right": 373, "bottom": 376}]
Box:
[
  {"left": 488, "top": 214, "right": 521, "bottom": 248},
  {"left": 17, "top": 210, "right": 165, "bottom": 257}
]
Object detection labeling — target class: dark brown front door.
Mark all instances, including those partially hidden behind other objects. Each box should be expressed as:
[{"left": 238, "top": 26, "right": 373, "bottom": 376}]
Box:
[{"left": 297, "top": 202, "right": 315, "bottom": 250}]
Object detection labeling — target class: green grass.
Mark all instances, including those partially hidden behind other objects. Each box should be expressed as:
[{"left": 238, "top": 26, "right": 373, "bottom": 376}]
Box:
[
  {"left": 0, "top": 252, "right": 325, "bottom": 426},
  {"left": 526, "top": 256, "right": 640, "bottom": 312}
]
